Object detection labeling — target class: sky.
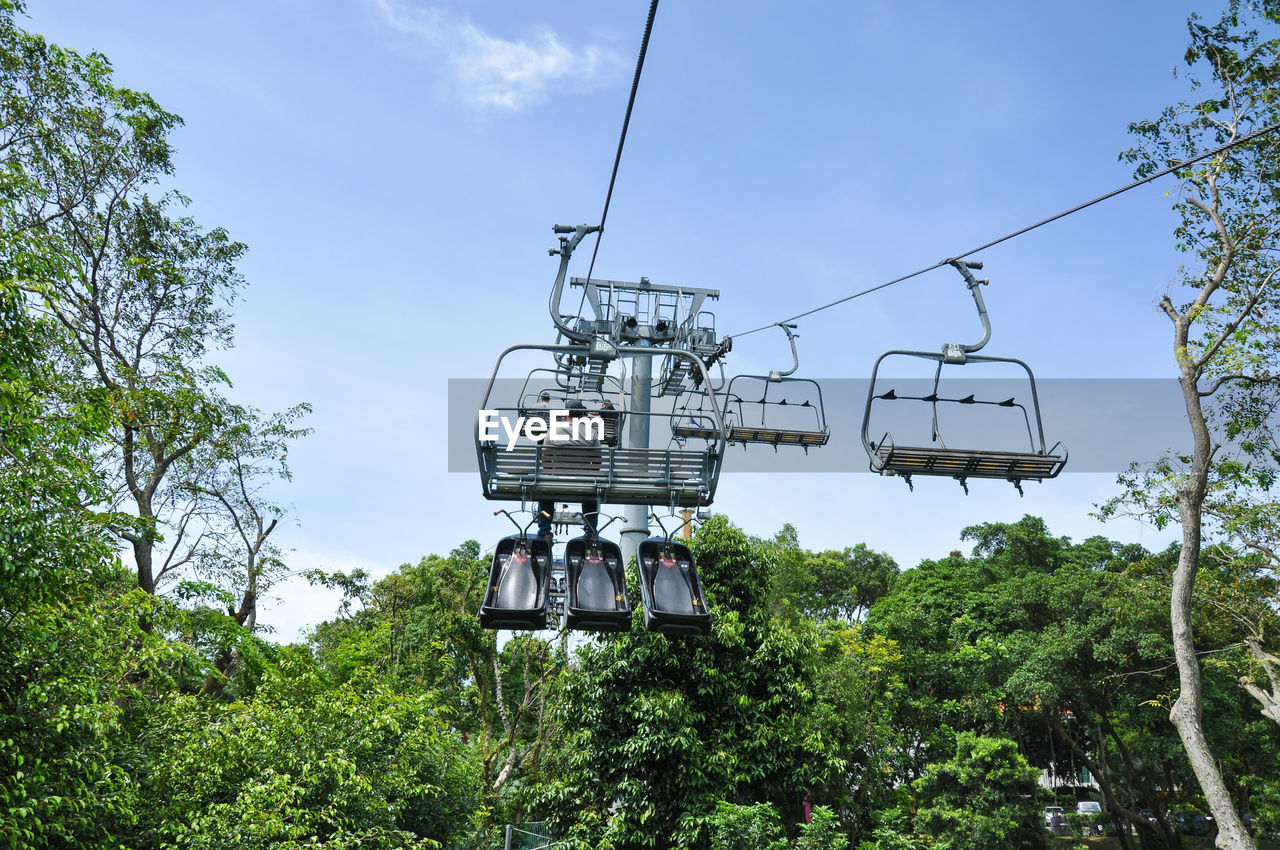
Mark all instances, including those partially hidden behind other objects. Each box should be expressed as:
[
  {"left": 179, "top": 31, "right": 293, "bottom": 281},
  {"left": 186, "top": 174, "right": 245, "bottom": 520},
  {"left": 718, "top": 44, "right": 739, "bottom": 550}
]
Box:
[{"left": 24, "top": 0, "right": 1232, "bottom": 640}]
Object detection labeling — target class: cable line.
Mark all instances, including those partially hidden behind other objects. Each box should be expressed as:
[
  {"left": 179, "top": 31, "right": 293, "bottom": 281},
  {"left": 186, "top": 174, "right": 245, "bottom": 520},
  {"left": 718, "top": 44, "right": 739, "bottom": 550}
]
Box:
[
  {"left": 583, "top": 0, "right": 660, "bottom": 290},
  {"left": 728, "top": 119, "right": 1280, "bottom": 340}
]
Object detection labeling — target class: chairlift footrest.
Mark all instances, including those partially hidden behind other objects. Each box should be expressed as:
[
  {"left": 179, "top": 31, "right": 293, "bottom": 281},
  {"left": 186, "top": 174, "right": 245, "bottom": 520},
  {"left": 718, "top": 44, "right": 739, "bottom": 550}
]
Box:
[{"left": 874, "top": 444, "right": 1065, "bottom": 481}]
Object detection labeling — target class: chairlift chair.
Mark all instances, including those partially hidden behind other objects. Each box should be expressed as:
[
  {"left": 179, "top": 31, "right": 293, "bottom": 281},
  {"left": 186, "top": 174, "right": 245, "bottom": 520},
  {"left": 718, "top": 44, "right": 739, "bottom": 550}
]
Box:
[
  {"left": 674, "top": 324, "right": 829, "bottom": 449},
  {"left": 479, "top": 510, "right": 552, "bottom": 630},
  {"left": 658, "top": 310, "right": 722, "bottom": 396},
  {"left": 477, "top": 343, "right": 727, "bottom": 507},
  {"left": 563, "top": 513, "right": 631, "bottom": 631},
  {"left": 637, "top": 514, "right": 711, "bottom": 635},
  {"left": 861, "top": 260, "right": 1067, "bottom": 494}
]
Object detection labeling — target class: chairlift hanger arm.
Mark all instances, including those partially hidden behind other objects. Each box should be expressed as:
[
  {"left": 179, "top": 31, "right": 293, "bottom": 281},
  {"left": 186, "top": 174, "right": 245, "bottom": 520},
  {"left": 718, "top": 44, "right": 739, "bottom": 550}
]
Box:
[
  {"left": 547, "top": 224, "right": 601, "bottom": 344},
  {"left": 770, "top": 323, "right": 800, "bottom": 380},
  {"left": 945, "top": 259, "right": 991, "bottom": 355}
]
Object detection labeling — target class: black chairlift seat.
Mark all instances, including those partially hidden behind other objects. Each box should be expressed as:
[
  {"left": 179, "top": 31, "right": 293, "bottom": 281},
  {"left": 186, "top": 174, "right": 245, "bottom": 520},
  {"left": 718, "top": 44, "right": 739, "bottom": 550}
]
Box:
[
  {"left": 564, "top": 535, "right": 631, "bottom": 631},
  {"left": 479, "top": 534, "right": 552, "bottom": 630},
  {"left": 637, "top": 537, "right": 711, "bottom": 635}
]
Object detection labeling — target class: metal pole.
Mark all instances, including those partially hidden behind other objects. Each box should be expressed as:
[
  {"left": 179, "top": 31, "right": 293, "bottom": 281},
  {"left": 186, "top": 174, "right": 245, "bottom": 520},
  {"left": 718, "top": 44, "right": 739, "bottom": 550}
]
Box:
[
  {"left": 504, "top": 824, "right": 513, "bottom": 850},
  {"left": 621, "top": 355, "right": 652, "bottom": 564}
]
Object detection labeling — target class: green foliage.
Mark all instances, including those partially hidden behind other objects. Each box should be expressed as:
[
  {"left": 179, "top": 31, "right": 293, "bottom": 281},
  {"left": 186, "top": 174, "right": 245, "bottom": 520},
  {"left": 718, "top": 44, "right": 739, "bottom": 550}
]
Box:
[
  {"left": 768, "top": 524, "right": 897, "bottom": 622},
  {"left": 0, "top": 573, "right": 185, "bottom": 849},
  {"left": 534, "top": 517, "right": 862, "bottom": 849},
  {"left": 912, "top": 733, "right": 1048, "bottom": 850},
  {"left": 709, "top": 801, "right": 788, "bottom": 850},
  {"left": 853, "top": 805, "right": 932, "bottom": 850},
  {"left": 851, "top": 734, "right": 1047, "bottom": 850},
  {"left": 796, "top": 806, "right": 847, "bottom": 850},
  {"left": 860, "top": 516, "right": 1280, "bottom": 846},
  {"left": 0, "top": 12, "right": 163, "bottom": 839},
  {"left": 138, "top": 649, "right": 478, "bottom": 850},
  {"left": 308, "top": 542, "right": 564, "bottom": 845},
  {"left": 0, "top": 278, "right": 114, "bottom": 604}
]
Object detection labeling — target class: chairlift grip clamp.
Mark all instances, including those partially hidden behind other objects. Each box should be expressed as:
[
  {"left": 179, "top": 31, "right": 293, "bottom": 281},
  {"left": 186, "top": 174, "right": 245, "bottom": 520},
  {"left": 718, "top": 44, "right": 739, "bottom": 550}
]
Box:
[
  {"left": 549, "top": 223, "right": 601, "bottom": 256},
  {"left": 946, "top": 258, "right": 986, "bottom": 290}
]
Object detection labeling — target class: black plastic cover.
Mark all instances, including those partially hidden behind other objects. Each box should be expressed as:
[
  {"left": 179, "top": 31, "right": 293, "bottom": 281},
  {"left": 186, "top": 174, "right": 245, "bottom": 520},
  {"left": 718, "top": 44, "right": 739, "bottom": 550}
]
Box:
[
  {"left": 637, "top": 537, "right": 711, "bottom": 635},
  {"left": 479, "top": 535, "right": 552, "bottom": 630},
  {"left": 565, "top": 536, "right": 631, "bottom": 631}
]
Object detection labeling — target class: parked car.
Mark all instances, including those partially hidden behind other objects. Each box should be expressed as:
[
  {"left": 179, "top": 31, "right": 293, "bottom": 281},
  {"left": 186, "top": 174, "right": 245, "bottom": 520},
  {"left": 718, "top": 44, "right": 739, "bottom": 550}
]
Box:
[
  {"left": 1173, "top": 811, "right": 1215, "bottom": 835},
  {"left": 1043, "top": 806, "right": 1065, "bottom": 828},
  {"left": 1076, "top": 802, "right": 1105, "bottom": 836}
]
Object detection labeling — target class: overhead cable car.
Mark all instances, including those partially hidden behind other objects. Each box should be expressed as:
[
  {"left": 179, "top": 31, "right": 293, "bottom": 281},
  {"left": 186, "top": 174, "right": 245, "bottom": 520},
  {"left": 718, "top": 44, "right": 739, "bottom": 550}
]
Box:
[
  {"left": 476, "top": 224, "right": 728, "bottom": 509},
  {"left": 479, "top": 509, "right": 553, "bottom": 630},
  {"left": 477, "top": 343, "right": 727, "bottom": 508},
  {"left": 637, "top": 514, "right": 711, "bottom": 636},
  {"left": 673, "top": 323, "right": 829, "bottom": 450},
  {"left": 861, "top": 260, "right": 1067, "bottom": 494},
  {"left": 564, "top": 513, "right": 631, "bottom": 631}
]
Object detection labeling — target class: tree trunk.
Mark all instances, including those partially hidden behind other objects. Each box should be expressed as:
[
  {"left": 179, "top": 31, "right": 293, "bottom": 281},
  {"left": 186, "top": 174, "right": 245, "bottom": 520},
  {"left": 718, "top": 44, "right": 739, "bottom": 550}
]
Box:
[
  {"left": 1051, "top": 712, "right": 1176, "bottom": 849},
  {"left": 1240, "top": 638, "right": 1280, "bottom": 724},
  {"left": 1169, "top": 362, "right": 1257, "bottom": 850},
  {"left": 133, "top": 537, "right": 155, "bottom": 596}
]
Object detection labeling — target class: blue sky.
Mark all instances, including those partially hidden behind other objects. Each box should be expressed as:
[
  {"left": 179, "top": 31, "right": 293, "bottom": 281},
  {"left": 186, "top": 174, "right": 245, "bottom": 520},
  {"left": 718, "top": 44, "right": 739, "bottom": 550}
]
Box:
[{"left": 26, "top": 1, "right": 1227, "bottom": 638}]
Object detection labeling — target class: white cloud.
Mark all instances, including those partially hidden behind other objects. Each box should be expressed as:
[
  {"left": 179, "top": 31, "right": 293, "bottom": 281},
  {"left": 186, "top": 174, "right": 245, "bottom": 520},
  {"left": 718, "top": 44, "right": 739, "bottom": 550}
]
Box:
[{"left": 372, "top": 0, "right": 619, "bottom": 110}]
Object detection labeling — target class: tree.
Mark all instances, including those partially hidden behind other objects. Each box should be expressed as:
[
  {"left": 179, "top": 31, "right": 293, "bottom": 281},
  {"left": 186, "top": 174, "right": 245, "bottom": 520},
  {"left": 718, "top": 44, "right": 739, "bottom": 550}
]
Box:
[
  {"left": 1110, "top": 2, "right": 1280, "bottom": 845},
  {"left": 852, "top": 734, "right": 1047, "bottom": 850},
  {"left": 309, "top": 541, "right": 569, "bottom": 834},
  {"left": 708, "top": 802, "right": 788, "bottom": 850},
  {"left": 912, "top": 733, "right": 1048, "bottom": 850},
  {"left": 1, "top": 9, "right": 324, "bottom": 843},
  {"left": 0, "top": 0, "right": 178, "bottom": 242},
  {"left": 42, "top": 189, "right": 248, "bottom": 597},
  {"left": 138, "top": 648, "right": 479, "bottom": 850},
  {"left": 861, "top": 517, "right": 1280, "bottom": 850},
  {"left": 795, "top": 806, "right": 846, "bottom": 850},
  {"left": 0, "top": 272, "right": 159, "bottom": 849},
  {"left": 535, "top": 517, "right": 858, "bottom": 850},
  {"left": 1, "top": 2, "right": 308, "bottom": 616},
  {"left": 183, "top": 401, "right": 311, "bottom": 694},
  {"left": 0, "top": 9, "right": 177, "bottom": 841},
  {"left": 0, "top": 0, "right": 147, "bottom": 601},
  {"left": 768, "top": 524, "right": 897, "bottom": 622}
]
